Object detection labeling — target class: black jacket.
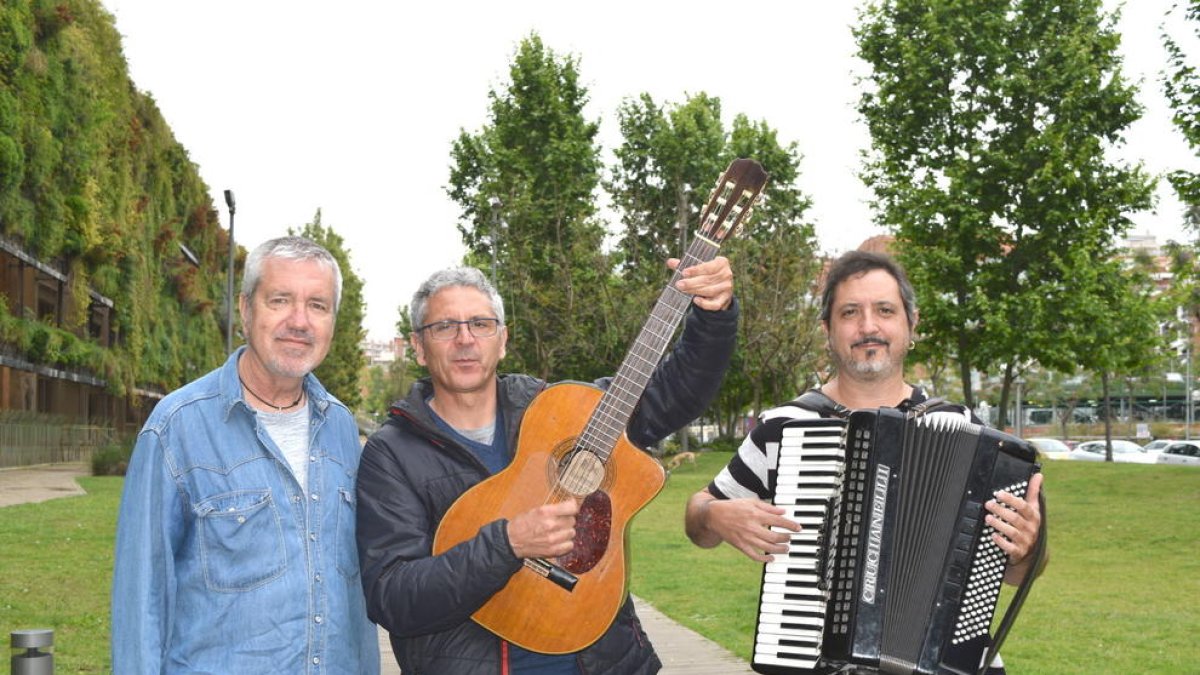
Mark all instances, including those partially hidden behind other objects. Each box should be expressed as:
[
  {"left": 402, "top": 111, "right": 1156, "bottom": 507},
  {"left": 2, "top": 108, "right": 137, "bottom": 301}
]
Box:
[{"left": 357, "top": 301, "right": 738, "bottom": 674}]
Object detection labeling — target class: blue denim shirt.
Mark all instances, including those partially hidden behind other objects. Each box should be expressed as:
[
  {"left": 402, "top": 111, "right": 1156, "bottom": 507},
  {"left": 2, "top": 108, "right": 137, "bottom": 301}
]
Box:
[{"left": 111, "top": 348, "right": 379, "bottom": 674}]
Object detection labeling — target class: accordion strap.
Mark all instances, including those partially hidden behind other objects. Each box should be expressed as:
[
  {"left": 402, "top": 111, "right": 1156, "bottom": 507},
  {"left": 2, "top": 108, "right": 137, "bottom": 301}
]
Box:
[
  {"left": 979, "top": 487, "right": 1048, "bottom": 675},
  {"left": 796, "top": 388, "right": 951, "bottom": 420},
  {"left": 795, "top": 389, "right": 850, "bottom": 418}
]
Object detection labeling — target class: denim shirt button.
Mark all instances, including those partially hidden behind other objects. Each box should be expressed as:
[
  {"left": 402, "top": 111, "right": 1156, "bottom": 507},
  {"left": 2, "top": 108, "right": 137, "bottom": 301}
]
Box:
[
  {"left": 314, "top": 615, "right": 323, "bottom": 624},
  {"left": 309, "top": 532, "right": 317, "bottom": 541},
  {"left": 309, "top": 454, "right": 317, "bottom": 462},
  {"left": 315, "top": 573, "right": 322, "bottom": 582},
  {"left": 311, "top": 493, "right": 319, "bottom": 501},
  {"left": 292, "top": 494, "right": 301, "bottom": 503},
  {"left": 313, "top": 656, "right": 320, "bottom": 665}
]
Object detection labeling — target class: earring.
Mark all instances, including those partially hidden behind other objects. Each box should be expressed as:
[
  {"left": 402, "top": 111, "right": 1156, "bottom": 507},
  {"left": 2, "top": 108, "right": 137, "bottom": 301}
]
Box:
[{"left": 908, "top": 340, "right": 916, "bottom": 350}]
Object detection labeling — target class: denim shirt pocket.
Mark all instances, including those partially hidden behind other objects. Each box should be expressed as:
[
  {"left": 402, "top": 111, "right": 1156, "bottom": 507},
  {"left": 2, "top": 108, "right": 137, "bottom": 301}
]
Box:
[
  {"left": 194, "top": 489, "right": 288, "bottom": 592},
  {"left": 335, "top": 486, "right": 359, "bottom": 578}
]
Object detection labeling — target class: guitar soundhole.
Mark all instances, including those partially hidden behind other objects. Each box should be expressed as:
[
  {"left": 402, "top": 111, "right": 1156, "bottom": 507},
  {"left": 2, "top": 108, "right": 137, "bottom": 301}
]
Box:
[
  {"left": 558, "top": 450, "right": 605, "bottom": 496},
  {"left": 558, "top": 490, "right": 611, "bottom": 574}
]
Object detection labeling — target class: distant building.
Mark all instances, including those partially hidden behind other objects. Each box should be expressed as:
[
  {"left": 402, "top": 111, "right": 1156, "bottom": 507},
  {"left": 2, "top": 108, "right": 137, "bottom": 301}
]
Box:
[
  {"left": 361, "top": 337, "right": 405, "bottom": 366},
  {"left": 0, "top": 235, "right": 157, "bottom": 430},
  {"left": 0, "top": 235, "right": 170, "bottom": 466}
]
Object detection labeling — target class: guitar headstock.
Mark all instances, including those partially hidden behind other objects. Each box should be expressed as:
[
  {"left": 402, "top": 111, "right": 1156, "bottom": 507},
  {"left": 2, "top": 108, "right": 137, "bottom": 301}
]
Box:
[{"left": 695, "top": 158, "right": 768, "bottom": 245}]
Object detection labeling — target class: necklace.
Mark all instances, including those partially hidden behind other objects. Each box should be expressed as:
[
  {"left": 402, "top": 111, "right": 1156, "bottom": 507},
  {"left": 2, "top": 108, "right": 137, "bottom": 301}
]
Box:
[{"left": 239, "top": 374, "right": 304, "bottom": 412}]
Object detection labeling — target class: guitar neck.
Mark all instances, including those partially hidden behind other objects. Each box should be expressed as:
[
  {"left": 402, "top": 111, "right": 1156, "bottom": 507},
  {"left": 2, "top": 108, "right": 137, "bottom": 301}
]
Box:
[{"left": 578, "top": 235, "right": 721, "bottom": 460}]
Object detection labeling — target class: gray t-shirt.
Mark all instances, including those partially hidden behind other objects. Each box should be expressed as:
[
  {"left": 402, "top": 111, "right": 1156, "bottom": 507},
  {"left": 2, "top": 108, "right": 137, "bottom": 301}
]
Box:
[{"left": 259, "top": 405, "right": 312, "bottom": 488}]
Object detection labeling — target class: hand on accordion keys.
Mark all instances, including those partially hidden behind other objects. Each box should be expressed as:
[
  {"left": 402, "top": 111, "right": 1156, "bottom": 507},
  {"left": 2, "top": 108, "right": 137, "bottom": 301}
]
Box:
[
  {"left": 986, "top": 472, "right": 1046, "bottom": 584},
  {"left": 691, "top": 493, "right": 801, "bottom": 563}
]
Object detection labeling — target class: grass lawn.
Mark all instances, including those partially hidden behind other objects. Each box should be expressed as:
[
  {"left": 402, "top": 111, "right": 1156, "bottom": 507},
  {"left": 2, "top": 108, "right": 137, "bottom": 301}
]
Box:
[
  {"left": 1, "top": 458, "right": 1196, "bottom": 673},
  {"left": 1, "top": 476, "right": 121, "bottom": 672},
  {"left": 630, "top": 453, "right": 1200, "bottom": 673}
]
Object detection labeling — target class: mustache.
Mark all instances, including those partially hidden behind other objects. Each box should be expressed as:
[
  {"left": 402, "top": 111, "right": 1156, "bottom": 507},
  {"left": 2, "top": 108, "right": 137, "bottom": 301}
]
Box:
[
  {"left": 852, "top": 336, "right": 889, "bottom": 348},
  {"left": 274, "top": 329, "right": 315, "bottom": 345}
]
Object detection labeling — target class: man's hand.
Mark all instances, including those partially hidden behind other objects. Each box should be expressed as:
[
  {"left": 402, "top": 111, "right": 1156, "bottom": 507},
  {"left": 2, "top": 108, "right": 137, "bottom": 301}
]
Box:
[
  {"left": 669, "top": 256, "right": 734, "bottom": 311},
  {"left": 506, "top": 499, "right": 579, "bottom": 559},
  {"left": 686, "top": 490, "right": 799, "bottom": 563},
  {"left": 986, "top": 472, "right": 1045, "bottom": 584}
]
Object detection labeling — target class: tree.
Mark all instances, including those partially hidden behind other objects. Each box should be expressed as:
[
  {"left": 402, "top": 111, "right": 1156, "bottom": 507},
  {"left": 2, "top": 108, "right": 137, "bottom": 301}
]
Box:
[
  {"left": 724, "top": 116, "right": 825, "bottom": 417},
  {"left": 1060, "top": 255, "right": 1166, "bottom": 458},
  {"left": 1163, "top": 0, "right": 1200, "bottom": 212},
  {"left": 856, "top": 0, "right": 1156, "bottom": 417},
  {"left": 447, "top": 33, "right": 615, "bottom": 382},
  {"left": 362, "top": 358, "right": 411, "bottom": 423},
  {"left": 607, "top": 92, "right": 727, "bottom": 313},
  {"left": 608, "top": 93, "right": 823, "bottom": 423},
  {"left": 292, "top": 210, "right": 366, "bottom": 410}
]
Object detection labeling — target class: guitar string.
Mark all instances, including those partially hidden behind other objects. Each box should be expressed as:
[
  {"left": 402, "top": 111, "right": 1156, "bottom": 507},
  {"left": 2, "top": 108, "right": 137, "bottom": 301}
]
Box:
[
  {"left": 525, "top": 193, "right": 752, "bottom": 574},
  {"left": 569, "top": 242, "right": 711, "bottom": 471},
  {"left": 548, "top": 238, "right": 718, "bottom": 510}
]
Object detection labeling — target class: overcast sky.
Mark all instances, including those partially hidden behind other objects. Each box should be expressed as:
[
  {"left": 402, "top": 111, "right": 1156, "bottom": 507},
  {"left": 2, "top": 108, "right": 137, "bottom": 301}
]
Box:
[{"left": 99, "top": 0, "right": 1198, "bottom": 341}]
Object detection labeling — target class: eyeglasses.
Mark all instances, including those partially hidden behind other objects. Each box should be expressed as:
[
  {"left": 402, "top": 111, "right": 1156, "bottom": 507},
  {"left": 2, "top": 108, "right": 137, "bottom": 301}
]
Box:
[{"left": 416, "top": 317, "right": 502, "bottom": 341}]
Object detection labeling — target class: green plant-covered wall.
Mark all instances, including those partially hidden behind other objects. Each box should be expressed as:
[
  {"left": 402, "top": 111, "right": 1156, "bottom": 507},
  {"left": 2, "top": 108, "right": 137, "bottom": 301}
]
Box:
[{"left": 0, "top": 0, "right": 228, "bottom": 395}]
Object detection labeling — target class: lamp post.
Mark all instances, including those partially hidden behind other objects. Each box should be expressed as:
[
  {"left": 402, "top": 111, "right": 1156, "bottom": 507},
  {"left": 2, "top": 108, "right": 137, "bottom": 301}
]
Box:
[
  {"left": 488, "top": 196, "right": 502, "bottom": 288},
  {"left": 1187, "top": 335, "right": 1193, "bottom": 441},
  {"left": 223, "top": 189, "right": 236, "bottom": 354},
  {"left": 676, "top": 181, "right": 692, "bottom": 456},
  {"left": 1014, "top": 377, "right": 1025, "bottom": 438}
]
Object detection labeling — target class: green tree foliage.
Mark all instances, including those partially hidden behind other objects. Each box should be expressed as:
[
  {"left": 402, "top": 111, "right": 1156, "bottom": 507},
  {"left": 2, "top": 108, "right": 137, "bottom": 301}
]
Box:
[
  {"left": 447, "top": 33, "right": 615, "bottom": 382},
  {"left": 1163, "top": 0, "right": 1200, "bottom": 211},
  {"left": 856, "top": 0, "right": 1156, "bottom": 414},
  {"left": 1162, "top": 2, "right": 1200, "bottom": 333},
  {"left": 292, "top": 210, "right": 366, "bottom": 410},
  {"left": 607, "top": 92, "right": 727, "bottom": 306},
  {"left": 362, "top": 359, "right": 412, "bottom": 423},
  {"left": 1060, "top": 255, "right": 1166, "bottom": 456},
  {"left": 608, "top": 93, "right": 823, "bottom": 425},
  {"left": 722, "top": 117, "right": 824, "bottom": 418},
  {"left": 0, "top": 0, "right": 227, "bottom": 395}
]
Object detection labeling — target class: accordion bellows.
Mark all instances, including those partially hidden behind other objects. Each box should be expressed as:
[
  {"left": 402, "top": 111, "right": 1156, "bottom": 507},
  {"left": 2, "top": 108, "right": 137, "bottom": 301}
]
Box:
[{"left": 752, "top": 408, "right": 1039, "bottom": 675}]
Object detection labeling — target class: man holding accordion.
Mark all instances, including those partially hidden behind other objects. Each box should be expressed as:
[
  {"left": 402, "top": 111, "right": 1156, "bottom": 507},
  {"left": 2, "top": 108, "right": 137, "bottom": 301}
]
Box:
[{"left": 685, "top": 250, "right": 1045, "bottom": 675}]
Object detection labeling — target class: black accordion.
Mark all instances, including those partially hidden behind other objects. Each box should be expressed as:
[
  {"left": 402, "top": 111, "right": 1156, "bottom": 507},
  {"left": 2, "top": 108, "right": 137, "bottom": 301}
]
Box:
[{"left": 752, "top": 407, "right": 1041, "bottom": 675}]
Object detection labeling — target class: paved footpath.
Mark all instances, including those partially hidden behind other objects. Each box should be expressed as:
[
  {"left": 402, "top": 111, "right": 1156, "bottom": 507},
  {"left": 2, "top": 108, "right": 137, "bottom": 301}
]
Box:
[{"left": 1, "top": 463, "right": 754, "bottom": 674}]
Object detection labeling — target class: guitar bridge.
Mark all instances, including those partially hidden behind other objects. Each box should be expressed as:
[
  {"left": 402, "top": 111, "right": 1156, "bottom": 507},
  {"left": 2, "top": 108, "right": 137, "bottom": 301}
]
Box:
[{"left": 525, "top": 557, "right": 579, "bottom": 592}]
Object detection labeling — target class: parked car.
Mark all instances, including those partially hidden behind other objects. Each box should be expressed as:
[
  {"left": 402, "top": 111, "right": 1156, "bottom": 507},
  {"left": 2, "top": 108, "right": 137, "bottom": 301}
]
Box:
[
  {"left": 1156, "top": 441, "right": 1200, "bottom": 466},
  {"left": 1066, "top": 440, "right": 1156, "bottom": 464},
  {"left": 1027, "top": 437, "right": 1071, "bottom": 461},
  {"left": 1142, "top": 439, "right": 1177, "bottom": 454}
]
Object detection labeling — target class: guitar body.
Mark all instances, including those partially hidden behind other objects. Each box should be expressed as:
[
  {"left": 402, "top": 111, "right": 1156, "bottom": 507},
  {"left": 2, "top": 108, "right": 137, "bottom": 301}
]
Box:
[{"left": 432, "top": 382, "right": 667, "bottom": 654}]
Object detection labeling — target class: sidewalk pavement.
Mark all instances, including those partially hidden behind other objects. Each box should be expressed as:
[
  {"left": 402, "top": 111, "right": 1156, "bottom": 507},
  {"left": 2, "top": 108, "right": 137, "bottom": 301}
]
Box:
[{"left": 1, "top": 463, "right": 755, "bottom": 674}]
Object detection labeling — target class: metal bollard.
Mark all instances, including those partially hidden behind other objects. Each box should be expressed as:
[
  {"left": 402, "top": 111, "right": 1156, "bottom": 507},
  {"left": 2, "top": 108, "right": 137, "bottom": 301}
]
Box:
[{"left": 11, "top": 629, "right": 54, "bottom": 675}]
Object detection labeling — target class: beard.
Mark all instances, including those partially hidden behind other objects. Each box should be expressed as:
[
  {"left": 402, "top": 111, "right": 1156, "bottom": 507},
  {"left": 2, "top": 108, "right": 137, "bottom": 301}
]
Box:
[
  {"left": 830, "top": 336, "right": 908, "bottom": 381},
  {"left": 261, "top": 329, "right": 325, "bottom": 379}
]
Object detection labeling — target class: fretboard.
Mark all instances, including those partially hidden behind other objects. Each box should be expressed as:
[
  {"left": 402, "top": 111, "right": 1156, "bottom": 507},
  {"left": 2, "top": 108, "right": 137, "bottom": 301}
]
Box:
[{"left": 577, "top": 234, "right": 721, "bottom": 460}]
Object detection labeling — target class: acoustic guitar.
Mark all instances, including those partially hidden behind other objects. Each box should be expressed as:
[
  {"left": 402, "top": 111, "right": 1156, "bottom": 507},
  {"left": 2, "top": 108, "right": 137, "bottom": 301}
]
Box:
[{"left": 432, "top": 158, "right": 769, "bottom": 654}]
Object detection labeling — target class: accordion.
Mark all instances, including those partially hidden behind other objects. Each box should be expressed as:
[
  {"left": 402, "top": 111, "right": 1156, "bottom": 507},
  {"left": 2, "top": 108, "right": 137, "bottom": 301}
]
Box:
[{"left": 752, "top": 407, "right": 1041, "bottom": 675}]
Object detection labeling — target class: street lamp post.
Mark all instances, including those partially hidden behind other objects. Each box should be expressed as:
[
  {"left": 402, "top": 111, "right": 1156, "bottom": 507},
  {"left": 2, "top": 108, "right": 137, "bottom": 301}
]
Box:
[
  {"left": 1014, "top": 377, "right": 1025, "bottom": 438},
  {"left": 1187, "top": 337, "right": 1193, "bottom": 441},
  {"left": 223, "top": 189, "right": 236, "bottom": 354},
  {"left": 676, "top": 182, "right": 691, "bottom": 456},
  {"left": 489, "top": 196, "right": 502, "bottom": 288}
]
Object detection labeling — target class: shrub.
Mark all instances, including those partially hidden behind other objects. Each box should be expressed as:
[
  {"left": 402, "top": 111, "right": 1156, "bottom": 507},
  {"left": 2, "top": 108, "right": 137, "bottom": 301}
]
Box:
[{"left": 91, "top": 437, "right": 133, "bottom": 476}]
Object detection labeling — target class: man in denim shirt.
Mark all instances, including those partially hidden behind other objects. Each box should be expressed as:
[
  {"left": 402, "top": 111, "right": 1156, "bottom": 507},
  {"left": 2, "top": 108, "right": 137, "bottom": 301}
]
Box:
[{"left": 112, "top": 237, "right": 379, "bottom": 673}]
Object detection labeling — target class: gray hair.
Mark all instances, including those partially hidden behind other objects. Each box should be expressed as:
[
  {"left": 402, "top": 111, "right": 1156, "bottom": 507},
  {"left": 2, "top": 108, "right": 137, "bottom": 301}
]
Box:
[
  {"left": 241, "top": 236, "right": 343, "bottom": 312},
  {"left": 819, "top": 250, "right": 917, "bottom": 328},
  {"left": 410, "top": 266, "right": 505, "bottom": 331}
]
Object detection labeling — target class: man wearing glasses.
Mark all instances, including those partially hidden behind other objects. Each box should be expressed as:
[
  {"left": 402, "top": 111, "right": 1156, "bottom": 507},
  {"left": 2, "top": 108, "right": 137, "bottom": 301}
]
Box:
[{"left": 356, "top": 260, "right": 738, "bottom": 674}]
